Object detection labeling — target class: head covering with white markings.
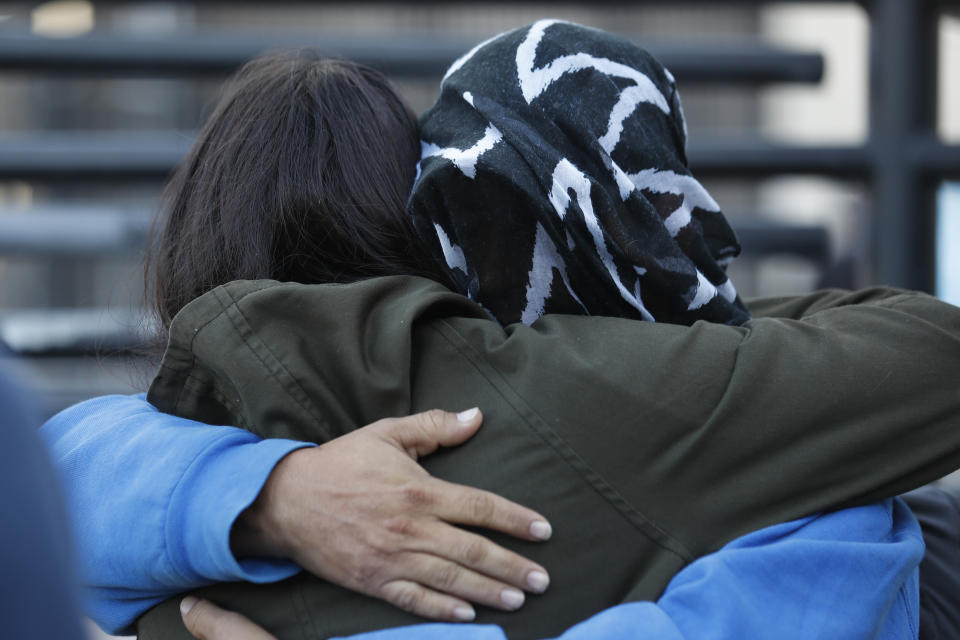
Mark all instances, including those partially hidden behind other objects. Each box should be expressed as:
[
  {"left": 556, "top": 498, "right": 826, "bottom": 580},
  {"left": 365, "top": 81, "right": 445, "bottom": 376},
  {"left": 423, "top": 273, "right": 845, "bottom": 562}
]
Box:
[{"left": 408, "top": 20, "right": 750, "bottom": 326}]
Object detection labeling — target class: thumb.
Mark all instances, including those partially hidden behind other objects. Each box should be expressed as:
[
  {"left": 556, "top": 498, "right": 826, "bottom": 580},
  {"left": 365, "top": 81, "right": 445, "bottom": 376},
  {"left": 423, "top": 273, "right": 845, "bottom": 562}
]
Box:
[
  {"left": 375, "top": 408, "right": 483, "bottom": 459},
  {"left": 181, "top": 597, "right": 276, "bottom": 640}
]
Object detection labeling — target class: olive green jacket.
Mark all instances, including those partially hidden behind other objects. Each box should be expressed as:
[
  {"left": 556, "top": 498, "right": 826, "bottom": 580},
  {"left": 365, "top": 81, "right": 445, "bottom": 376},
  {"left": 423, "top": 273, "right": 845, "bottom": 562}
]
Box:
[{"left": 140, "top": 277, "right": 960, "bottom": 640}]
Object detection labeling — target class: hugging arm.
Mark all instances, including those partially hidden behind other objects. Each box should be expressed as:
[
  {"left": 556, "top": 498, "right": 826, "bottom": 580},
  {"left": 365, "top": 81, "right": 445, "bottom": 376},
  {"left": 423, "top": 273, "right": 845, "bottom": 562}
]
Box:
[
  {"left": 41, "top": 394, "right": 309, "bottom": 634},
  {"left": 159, "top": 278, "right": 960, "bottom": 569},
  {"left": 181, "top": 500, "right": 922, "bottom": 640},
  {"left": 41, "top": 398, "right": 550, "bottom": 634},
  {"left": 502, "top": 286, "right": 960, "bottom": 553},
  {"left": 46, "top": 281, "right": 958, "bottom": 635},
  {"left": 232, "top": 408, "right": 552, "bottom": 621}
]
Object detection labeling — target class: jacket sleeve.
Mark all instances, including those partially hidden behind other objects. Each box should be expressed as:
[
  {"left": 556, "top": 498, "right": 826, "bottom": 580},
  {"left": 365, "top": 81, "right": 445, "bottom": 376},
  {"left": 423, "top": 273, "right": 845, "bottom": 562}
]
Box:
[
  {"left": 149, "top": 278, "right": 960, "bottom": 566},
  {"left": 477, "top": 287, "right": 960, "bottom": 554},
  {"left": 40, "top": 393, "right": 310, "bottom": 635},
  {"left": 744, "top": 286, "right": 920, "bottom": 319}
]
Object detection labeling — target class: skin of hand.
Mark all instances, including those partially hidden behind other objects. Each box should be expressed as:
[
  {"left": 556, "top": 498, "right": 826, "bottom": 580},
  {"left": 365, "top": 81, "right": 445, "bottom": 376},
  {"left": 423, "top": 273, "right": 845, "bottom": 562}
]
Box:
[
  {"left": 181, "top": 597, "right": 276, "bottom": 640},
  {"left": 230, "top": 408, "right": 553, "bottom": 622}
]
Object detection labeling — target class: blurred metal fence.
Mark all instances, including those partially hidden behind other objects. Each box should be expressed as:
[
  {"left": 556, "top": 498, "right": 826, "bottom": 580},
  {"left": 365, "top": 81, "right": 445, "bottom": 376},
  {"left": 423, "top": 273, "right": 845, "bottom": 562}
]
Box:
[{"left": 0, "top": 0, "right": 957, "bottom": 361}]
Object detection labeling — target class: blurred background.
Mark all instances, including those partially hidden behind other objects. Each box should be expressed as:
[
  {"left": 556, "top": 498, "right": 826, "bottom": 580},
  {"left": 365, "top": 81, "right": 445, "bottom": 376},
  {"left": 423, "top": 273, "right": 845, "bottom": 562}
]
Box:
[
  {"left": 0, "top": 2, "right": 955, "bottom": 638},
  {"left": 0, "top": 0, "right": 956, "bottom": 418}
]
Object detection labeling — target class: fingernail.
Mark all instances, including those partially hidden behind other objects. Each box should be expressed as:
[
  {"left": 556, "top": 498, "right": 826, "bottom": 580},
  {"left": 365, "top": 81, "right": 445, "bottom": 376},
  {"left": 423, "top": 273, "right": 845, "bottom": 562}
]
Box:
[
  {"left": 457, "top": 407, "right": 479, "bottom": 423},
  {"left": 453, "top": 605, "right": 476, "bottom": 621},
  {"left": 530, "top": 520, "right": 552, "bottom": 540},
  {"left": 501, "top": 588, "right": 525, "bottom": 610},
  {"left": 180, "top": 596, "right": 199, "bottom": 617},
  {"left": 526, "top": 570, "right": 550, "bottom": 593}
]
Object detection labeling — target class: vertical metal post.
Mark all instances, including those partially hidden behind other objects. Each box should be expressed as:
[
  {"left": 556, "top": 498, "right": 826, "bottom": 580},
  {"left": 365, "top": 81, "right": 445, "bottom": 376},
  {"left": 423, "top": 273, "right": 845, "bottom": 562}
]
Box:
[{"left": 869, "top": 0, "right": 939, "bottom": 291}]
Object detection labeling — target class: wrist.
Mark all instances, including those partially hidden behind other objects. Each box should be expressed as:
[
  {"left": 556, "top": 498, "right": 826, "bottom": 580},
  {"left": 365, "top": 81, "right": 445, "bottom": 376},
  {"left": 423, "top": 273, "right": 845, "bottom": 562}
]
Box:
[{"left": 229, "top": 448, "right": 305, "bottom": 560}]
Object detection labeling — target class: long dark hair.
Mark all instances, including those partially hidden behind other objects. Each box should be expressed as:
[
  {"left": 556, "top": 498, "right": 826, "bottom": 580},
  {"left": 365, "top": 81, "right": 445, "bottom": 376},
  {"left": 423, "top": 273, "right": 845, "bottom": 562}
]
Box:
[{"left": 146, "top": 50, "right": 448, "bottom": 343}]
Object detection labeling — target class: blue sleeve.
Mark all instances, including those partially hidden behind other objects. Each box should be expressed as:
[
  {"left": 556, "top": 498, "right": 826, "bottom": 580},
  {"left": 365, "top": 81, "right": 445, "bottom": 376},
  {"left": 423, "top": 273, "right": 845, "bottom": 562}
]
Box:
[
  {"left": 333, "top": 500, "right": 923, "bottom": 640},
  {"left": 645, "top": 498, "right": 922, "bottom": 640},
  {"left": 39, "top": 392, "right": 924, "bottom": 639},
  {"left": 40, "top": 393, "right": 314, "bottom": 635}
]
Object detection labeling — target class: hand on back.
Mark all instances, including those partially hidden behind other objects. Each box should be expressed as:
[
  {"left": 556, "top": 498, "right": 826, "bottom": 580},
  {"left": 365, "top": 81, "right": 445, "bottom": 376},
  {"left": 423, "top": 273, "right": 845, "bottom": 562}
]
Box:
[{"left": 230, "top": 408, "right": 552, "bottom": 621}]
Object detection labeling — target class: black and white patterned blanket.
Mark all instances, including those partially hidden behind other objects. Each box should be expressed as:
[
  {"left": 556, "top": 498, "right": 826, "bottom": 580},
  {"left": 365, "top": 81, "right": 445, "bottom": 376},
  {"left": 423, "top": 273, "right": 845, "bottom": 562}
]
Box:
[{"left": 408, "top": 20, "right": 750, "bottom": 327}]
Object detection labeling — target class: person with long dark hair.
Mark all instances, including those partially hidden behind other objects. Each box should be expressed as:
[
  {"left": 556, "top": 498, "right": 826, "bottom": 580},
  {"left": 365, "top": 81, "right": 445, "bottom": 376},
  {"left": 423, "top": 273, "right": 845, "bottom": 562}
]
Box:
[
  {"left": 45, "top": 23, "right": 960, "bottom": 640},
  {"left": 48, "top": 53, "right": 556, "bottom": 635}
]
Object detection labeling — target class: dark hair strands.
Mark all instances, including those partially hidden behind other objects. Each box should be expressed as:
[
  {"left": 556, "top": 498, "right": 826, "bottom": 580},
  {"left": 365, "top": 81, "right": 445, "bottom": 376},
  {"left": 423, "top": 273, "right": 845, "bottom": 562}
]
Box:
[{"left": 144, "top": 50, "right": 452, "bottom": 360}]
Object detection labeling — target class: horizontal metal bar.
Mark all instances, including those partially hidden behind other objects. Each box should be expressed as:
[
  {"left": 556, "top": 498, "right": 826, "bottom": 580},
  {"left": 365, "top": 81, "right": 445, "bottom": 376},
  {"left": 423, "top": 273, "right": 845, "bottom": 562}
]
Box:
[
  {"left": 0, "top": 208, "right": 832, "bottom": 266},
  {"left": 0, "top": 354, "right": 145, "bottom": 419},
  {"left": 0, "top": 207, "right": 151, "bottom": 255},
  {"left": 0, "top": 216, "right": 827, "bottom": 351},
  {"left": 2, "top": 132, "right": 958, "bottom": 181},
  {"left": 689, "top": 139, "right": 874, "bottom": 177},
  {"left": 663, "top": 44, "right": 823, "bottom": 84},
  {"left": 0, "top": 32, "right": 823, "bottom": 84},
  {"left": 0, "top": 32, "right": 466, "bottom": 78},
  {"left": 61, "top": 0, "right": 872, "bottom": 5},
  {"left": 733, "top": 222, "right": 830, "bottom": 262},
  {"left": 0, "top": 131, "right": 189, "bottom": 180},
  {"left": 908, "top": 135, "right": 960, "bottom": 179},
  {"left": 0, "top": 133, "right": 868, "bottom": 180},
  {"left": 0, "top": 308, "right": 145, "bottom": 356}
]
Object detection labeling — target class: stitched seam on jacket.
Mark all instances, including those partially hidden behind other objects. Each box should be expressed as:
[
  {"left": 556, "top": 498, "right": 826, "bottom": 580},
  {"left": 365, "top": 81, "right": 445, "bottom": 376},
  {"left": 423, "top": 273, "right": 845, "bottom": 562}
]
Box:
[
  {"left": 431, "top": 319, "right": 695, "bottom": 563},
  {"left": 213, "top": 286, "right": 336, "bottom": 442},
  {"left": 155, "top": 298, "right": 227, "bottom": 417},
  {"left": 174, "top": 372, "right": 252, "bottom": 431}
]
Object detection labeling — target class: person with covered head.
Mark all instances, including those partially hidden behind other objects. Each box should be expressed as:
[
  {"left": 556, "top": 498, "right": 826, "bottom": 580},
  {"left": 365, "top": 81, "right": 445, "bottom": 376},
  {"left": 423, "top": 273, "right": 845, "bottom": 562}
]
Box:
[
  {"left": 412, "top": 19, "right": 745, "bottom": 328},
  {"left": 45, "top": 20, "right": 960, "bottom": 640}
]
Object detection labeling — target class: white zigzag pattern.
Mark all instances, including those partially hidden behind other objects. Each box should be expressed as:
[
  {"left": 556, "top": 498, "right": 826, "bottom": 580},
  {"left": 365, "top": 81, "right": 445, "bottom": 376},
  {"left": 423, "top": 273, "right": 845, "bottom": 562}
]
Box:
[
  {"left": 548, "top": 158, "right": 655, "bottom": 321},
  {"left": 625, "top": 168, "right": 737, "bottom": 309},
  {"left": 662, "top": 67, "right": 689, "bottom": 141},
  {"left": 433, "top": 222, "right": 467, "bottom": 273},
  {"left": 717, "top": 279, "right": 738, "bottom": 303},
  {"left": 686, "top": 270, "right": 718, "bottom": 311},
  {"left": 443, "top": 32, "right": 508, "bottom": 84},
  {"left": 599, "top": 84, "right": 669, "bottom": 153},
  {"left": 420, "top": 124, "right": 503, "bottom": 180},
  {"left": 426, "top": 21, "right": 732, "bottom": 319},
  {"left": 521, "top": 222, "right": 586, "bottom": 325},
  {"left": 517, "top": 19, "right": 670, "bottom": 158},
  {"left": 626, "top": 168, "right": 721, "bottom": 236},
  {"left": 684, "top": 269, "right": 738, "bottom": 310},
  {"left": 419, "top": 93, "right": 503, "bottom": 179}
]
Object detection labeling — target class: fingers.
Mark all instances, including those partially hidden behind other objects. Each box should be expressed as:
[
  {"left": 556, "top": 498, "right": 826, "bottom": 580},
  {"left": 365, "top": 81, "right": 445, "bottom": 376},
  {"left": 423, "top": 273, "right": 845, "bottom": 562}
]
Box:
[
  {"left": 431, "top": 479, "right": 552, "bottom": 542},
  {"left": 377, "top": 545, "right": 545, "bottom": 620},
  {"left": 413, "top": 522, "right": 551, "bottom": 597},
  {"left": 373, "top": 515, "right": 549, "bottom": 610},
  {"left": 371, "top": 408, "right": 553, "bottom": 542},
  {"left": 374, "top": 408, "right": 483, "bottom": 459},
  {"left": 379, "top": 579, "right": 477, "bottom": 622},
  {"left": 302, "top": 407, "right": 555, "bottom": 623},
  {"left": 399, "top": 537, "right": 547, "bottom": 610},
  {"left": 181, "top": 597, "right": 276, "bottom": 640}
]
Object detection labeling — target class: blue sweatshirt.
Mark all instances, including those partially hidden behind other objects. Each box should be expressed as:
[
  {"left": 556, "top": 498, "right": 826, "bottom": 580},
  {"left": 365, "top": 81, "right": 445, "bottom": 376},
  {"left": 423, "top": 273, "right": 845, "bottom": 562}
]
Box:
[
  {"left": 337, "top": 499, "right": 922, "bottom": 640},
  {"left": 41, "top": 394, "right": 922, "bottom": 639}
]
